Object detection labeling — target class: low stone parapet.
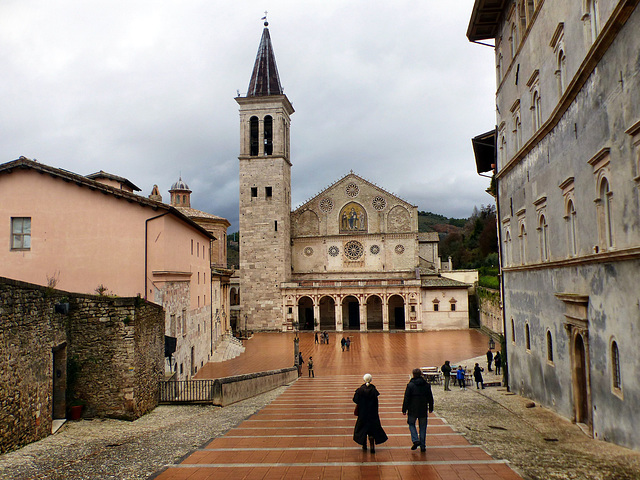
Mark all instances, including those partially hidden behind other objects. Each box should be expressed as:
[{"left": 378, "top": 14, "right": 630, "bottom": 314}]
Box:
[
  {"left": 159, "top": 367, "right": 297, "bottom": 406},
  {"left": 214, "top": 367, "right": 297, "bottom": 406}
]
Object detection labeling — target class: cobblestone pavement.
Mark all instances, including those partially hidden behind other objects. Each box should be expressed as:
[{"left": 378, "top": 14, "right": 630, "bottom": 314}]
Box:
[
  {"left": 434, "top": 356, "right": 640, "bottom": 480},
  {"left": 2, "top": 355, "right": 640, "bottom": 479},
  {"left": 0, "top": 388, "right": 286, "bottom": 480}
]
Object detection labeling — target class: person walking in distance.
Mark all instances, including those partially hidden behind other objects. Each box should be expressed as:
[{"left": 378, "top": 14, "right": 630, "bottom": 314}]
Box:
[
  {"left": 353, "top": 373, "right": 388, "bottom": 453},
  {"left": 473, "top": 363, "right": 485, "bottom": 389},
  {"left": 297, "top": 352, "right": 304, "bottom": 377},
  {"left": 402, "top": 368, "right": 434, "bottom": 452},
  {"left": 494, "top": 351, "right": 502, "bottom": 375},
  {"left": 441, "top": 360, "right": 452, "bottom": 391},
  {"left": 456, "top": 365, "right": 466, "bottom": 390},
  {"left": 341, "top": 337, "right": 346, "bottom": 351},
  {"left": 486, "top": 349, "right": 494, "bottom": 372},
  {"left": 308, "top": 356, "right": 315, "bottom": 378}
]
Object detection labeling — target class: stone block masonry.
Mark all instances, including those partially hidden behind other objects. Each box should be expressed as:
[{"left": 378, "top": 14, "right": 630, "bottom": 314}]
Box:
[{"left": 0, "top": 276, "right": 164, "bottom": 454}]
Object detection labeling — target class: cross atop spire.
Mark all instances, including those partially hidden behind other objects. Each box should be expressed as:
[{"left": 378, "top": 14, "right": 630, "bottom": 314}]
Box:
[{"left": 246, "top": 21, "right": 283, "bottom": 97}]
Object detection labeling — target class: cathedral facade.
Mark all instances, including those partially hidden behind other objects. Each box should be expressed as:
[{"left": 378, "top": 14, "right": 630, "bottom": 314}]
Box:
[{"left": 238, "top": 23, "right": 471, "bottom": 332}]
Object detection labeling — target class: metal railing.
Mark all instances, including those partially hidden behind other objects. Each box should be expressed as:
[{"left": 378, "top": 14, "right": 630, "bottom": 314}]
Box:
[{"left": 159, "top": 380, "right": 218, "bottom": 404}]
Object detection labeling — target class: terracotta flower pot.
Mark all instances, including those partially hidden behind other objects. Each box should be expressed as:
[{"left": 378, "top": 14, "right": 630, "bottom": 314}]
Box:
[{"left": 69, "top": 405, "right": 83, "bottom": 420}]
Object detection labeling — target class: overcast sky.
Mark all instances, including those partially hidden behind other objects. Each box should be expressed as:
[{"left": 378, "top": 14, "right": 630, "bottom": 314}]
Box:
[{"left": 0, "top": 1, "right": 496, "bottom": 232}]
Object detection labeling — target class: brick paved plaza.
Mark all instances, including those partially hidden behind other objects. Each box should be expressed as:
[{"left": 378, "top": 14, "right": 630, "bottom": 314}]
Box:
[
  {"left": 3, "top": 331, "right": 640, "bottom": 480},
  {"left": 156, "top": 330, "right": 522, "bottom": 479}
]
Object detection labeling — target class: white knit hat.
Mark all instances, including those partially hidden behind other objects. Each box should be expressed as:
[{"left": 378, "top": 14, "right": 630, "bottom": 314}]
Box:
[{"left": 363, "top": 373, "right": 372, "bottom": 384}]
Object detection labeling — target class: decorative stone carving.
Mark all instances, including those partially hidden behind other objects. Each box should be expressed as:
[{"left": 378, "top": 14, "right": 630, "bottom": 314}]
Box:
[
  {"left": 296, "top": 210, "right": 319, "bottom": 236},
  {"left": 388, "top": 205, "right": 411, "bottom": 232}
]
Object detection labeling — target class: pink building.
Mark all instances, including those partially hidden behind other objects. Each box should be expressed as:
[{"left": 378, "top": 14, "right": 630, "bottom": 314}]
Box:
[{"left": 0, "top": 157, "right": 226, "bottom": 379}]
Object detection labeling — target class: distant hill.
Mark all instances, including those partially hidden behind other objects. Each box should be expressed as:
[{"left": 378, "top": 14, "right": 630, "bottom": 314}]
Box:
[
  {"left": 227, "top": 233, "right": 239, "bottom": 269},
  {"left": 418, "top": 211, "right": 465, "bottom": 234}
]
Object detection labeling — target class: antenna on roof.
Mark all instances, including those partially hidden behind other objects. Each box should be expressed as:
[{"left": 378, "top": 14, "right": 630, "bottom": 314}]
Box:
[{"left": 262, "top": 11, "right": 268, "bottom": 26}]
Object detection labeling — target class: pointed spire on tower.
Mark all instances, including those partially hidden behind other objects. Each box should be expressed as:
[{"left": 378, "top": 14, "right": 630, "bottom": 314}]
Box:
[{"left": 247, "top": 18, "right": 283, "bottom": 97}]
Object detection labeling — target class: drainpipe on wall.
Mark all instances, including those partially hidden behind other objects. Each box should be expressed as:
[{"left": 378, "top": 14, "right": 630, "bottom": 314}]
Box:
[
  {"left": 214, "top": 239, "right": 216, "bottom": 356},
  {"left": 144, "top": 211, "right": 170, "bottom": 301}
]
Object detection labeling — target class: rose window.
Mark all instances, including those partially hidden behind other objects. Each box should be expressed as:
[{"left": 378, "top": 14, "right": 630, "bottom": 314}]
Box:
[
  {"left": 372, "top": 196, "right": 386, "bottom": 210},
  {"left": 328, "top": 246, "right": 340, "bottom": 257},
  {"left": 395, "top": 244, "right": 405, "bottom": 254},
  {"left": 344, "top": 240, "right": 364, "bottom": 260},
  {"left": 370, "top": 245, "right": 380, "bottom": 255},
  {"left": 345, "top": 182, "right": 359, "bottom": 197},
  {"left": 304, "top": 247, "right": 314, "bottom": 257},
  {"left": 319, "top": 197, "right": 333, "bottom": 213}
]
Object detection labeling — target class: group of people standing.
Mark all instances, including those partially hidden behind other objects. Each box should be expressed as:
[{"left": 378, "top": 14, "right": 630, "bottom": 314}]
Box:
[
  {"left": 352, "top": 369, "right": 434, "bottom": 453},
  {"left": 439, "top": 350, "right": 502, "bottom": 391},
  {"left": 314, "top": 331, "right": 330, "bottom": 344}
]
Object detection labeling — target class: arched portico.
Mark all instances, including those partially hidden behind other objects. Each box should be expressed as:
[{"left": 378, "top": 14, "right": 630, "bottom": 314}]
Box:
[
  {"left": 388, "top": 294, "right": 406, "bottom": 330},
  {"left": 366, "top": 295, "right": 383, "bottom": 330},
  {"left": 297, "top": 296, "right": 315, "bottom": 330},
  {"left": 342, "top": 295, "right": 360, "bottom": 330},
  {"left": 319, "top": 295, "right": 336, "bottom": 330}
]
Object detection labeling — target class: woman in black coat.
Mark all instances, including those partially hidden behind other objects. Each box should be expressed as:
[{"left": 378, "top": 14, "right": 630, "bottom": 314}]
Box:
[
  {"left": 353, "top": 373, "right": 388, "bottom": 453},
  {"left": 473, "top": 363, "right": 485, "bottom": 389}
]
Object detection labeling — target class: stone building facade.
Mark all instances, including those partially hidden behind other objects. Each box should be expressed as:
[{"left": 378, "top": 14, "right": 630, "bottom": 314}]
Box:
[
  {"left": 469, "top": 0, "right": 640, "bottom": 450},
  {"left": 237, "top": 24, "right": 471, "bottom": 332},
  {"left": 0, "top": 276, "right": 164, "bottom": 453}
]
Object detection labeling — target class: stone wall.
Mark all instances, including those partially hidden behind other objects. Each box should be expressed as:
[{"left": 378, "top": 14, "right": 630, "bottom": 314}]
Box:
[
  {"left": 477, "top": 286, "right": 502, "bottom": 334},
  {"left": 0, "top": 276, "right": 164, "bottom": 454}
]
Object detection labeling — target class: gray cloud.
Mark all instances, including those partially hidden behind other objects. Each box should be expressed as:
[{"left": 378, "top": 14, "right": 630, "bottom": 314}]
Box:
[{"left": 0, "top": 0, "right": 495, "bottom": 232}]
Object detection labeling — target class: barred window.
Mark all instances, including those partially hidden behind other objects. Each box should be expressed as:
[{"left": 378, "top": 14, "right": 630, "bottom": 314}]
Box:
[{"left": 612, "top": 341, "right": 621, "bottom": 390}]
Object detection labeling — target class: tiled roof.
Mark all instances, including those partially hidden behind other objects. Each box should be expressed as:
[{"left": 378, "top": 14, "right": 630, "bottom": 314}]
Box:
[
  {"left": 175, "top": 206, "right": 230, "bottom": 225},
  {"left": 86, "top": 170, "right": 141, "bottom": 191},
  {"left": 421, "top": 276, "right": 471, "bottom": 288}
]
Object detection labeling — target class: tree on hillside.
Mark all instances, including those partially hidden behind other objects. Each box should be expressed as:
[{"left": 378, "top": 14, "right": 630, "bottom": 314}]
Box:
[{"left": 439, "top": 205, "right": 498, "bottom": 269}]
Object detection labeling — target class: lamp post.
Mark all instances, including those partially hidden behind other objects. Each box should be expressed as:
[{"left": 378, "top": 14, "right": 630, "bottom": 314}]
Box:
[
  {"left": 293, "top": 320, "right": 300, "bottom": 376},
  {"left": 244, "top": 314, "right": 248, "bottom": 337}
]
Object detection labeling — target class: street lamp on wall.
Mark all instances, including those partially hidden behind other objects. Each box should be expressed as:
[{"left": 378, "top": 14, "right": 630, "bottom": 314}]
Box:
[{"left": 489, "top": 337, "right": 496, "bottom": 350}]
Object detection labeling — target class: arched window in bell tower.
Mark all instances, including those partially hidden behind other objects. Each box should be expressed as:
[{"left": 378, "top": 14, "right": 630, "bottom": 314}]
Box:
[
  {"left": 250, "top": 116, "right": 259, "bottom": 156},
  {"left": 264, "top": 115, "right": 273, "bottom": 155}
]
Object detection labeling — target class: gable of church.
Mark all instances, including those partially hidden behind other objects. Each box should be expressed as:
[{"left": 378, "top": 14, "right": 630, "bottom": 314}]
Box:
[{"left": 291, "top": 173, "right": 417, "bottom": 238}]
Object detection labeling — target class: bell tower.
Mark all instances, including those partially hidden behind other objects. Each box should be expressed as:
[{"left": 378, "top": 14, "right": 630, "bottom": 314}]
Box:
[{"left": 237, "top": 21, "right": 294, "bottom": 330}]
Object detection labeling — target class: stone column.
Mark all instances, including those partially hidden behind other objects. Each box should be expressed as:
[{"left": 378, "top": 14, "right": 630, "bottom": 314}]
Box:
[
  {"left": 360, "top": 301, "right": 367, "bottom": 332},
  {"left": 258, "top": 119, "right": 264, "bottom": 156},
  {"left": 404, "top": 302, "right": 409, "bottom": 331},
  {"left": 314, "top": 304, "right": 321, "bottom": 331},
  {"left": 335, "top": 300, "right": 343, "bottom": 332},
  {"left": 382, "top": 295, "right": 389, "bottom": 331},
  {"left": 293, "top": 300, "right": 299, "bottom": 332}
]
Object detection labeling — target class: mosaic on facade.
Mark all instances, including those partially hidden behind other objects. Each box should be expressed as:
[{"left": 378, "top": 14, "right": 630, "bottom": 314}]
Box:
[{"left": 339, "top": 202, "right": 367, "bottom": 233}]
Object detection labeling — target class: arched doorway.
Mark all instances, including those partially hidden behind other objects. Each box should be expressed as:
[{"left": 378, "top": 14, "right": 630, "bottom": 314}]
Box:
[
  {"left": 574, "top": 333, "right": 589, "bottom": 424},
  {"left": 297, "top": 296, "right": 314, "bottom": 330},
  {"left": 366, "top": 295, "right": 383, "bottom": 330},
  {"left": 388, "top": 295, "right": 405, "bottom": 330},
  {"left": 230, "top": 287, "right": 240, "bottom": 306},
  {"left": 342, "top": 296, "right": 360, "bottom": 330},
  {"left": 319, "top": 296, "right": 336, "bottom": 330}
]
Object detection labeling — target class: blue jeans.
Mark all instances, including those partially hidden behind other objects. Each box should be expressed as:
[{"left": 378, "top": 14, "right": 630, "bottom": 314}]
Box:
[{"left": 407, "top": 415, "right": 428, "bottom": 448}]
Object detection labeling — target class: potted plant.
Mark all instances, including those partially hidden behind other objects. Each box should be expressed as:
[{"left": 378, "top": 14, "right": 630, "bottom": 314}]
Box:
[{"left": 68, "top": 398, "right": 86, "bottom": 420}]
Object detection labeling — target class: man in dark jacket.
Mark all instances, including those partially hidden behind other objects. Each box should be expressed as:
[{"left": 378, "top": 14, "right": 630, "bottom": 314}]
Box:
[{"left": 402, "top": 368, "right": 434, "bottom": 452}]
